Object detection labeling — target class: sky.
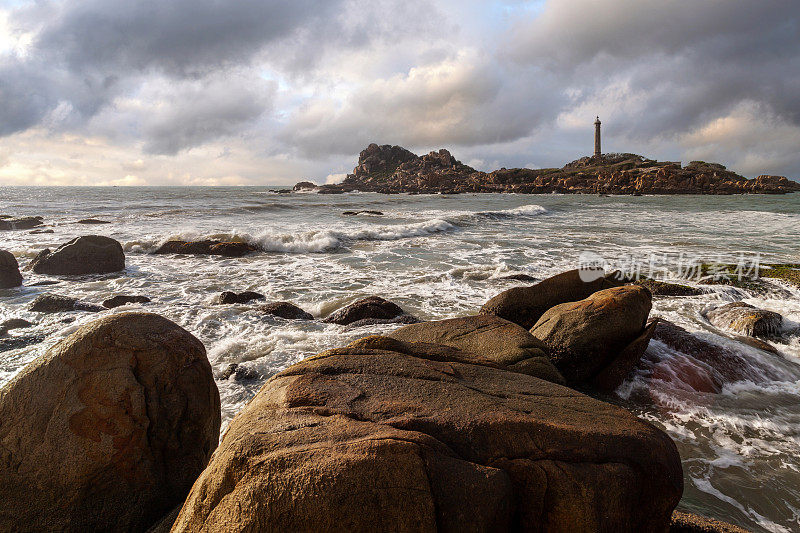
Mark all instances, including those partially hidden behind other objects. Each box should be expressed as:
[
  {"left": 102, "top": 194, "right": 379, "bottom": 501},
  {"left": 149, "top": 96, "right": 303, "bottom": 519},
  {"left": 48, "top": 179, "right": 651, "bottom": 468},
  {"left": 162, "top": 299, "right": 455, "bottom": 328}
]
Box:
[{"left": 0, "top": 0, "right": 798, "bottom": 186}]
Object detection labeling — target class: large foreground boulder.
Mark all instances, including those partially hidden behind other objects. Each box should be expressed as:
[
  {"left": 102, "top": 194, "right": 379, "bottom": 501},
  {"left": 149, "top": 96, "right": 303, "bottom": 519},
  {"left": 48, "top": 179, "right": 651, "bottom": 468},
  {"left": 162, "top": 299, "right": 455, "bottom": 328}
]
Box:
[
  {"left": 0, "top": 313, "right": 220, "bottom": 532},
  {"left": 480, "top": 268, "right": 624, "bottom": 329},
  {"left": 153, "top": 240, "right": 257, "bottom": 257},
  {"left": 530, "top": 285, "right": 653, "bottom": 385},
  {"left": 0, "top": 249, "right": 22, "bottom": 288},
  {"left": 703, "top": 302, "right": 782, "bottom": 338},
  {"left": 323, "top": 296, "right": 412, "bottom": 325},
  {"left": 28, "top": 235, "right": 125, "bottom": 275},
  {"left": 389, "top": 314, "right": 564, "bottom": 383},
  {"left": 171, "top": 346, "right": 682, "bottom": 532}
]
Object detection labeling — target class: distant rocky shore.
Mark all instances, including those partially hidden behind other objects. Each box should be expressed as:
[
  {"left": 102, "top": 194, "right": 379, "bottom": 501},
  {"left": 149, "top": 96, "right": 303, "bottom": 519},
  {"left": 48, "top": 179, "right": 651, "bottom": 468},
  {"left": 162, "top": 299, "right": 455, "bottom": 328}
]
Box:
[{"left": 295, "top": 143, "right": 800, "bottom": 195}]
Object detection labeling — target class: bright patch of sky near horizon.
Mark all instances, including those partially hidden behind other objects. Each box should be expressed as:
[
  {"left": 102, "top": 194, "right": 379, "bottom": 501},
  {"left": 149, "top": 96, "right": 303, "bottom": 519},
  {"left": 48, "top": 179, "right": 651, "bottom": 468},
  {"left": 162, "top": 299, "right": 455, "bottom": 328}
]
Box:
[{"left": 0, "top": 0, "right": 799, "bottom": 185}]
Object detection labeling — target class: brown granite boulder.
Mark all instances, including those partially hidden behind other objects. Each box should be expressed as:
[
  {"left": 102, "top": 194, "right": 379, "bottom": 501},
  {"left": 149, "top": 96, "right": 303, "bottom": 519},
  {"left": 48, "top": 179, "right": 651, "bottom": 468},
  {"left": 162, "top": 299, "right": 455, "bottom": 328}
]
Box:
[
  {"left": 259, "top": 301, "right": 314, "bottom": 320},
  {"left": 323, "top": 296, "right": 412, "bottom": 325},
  {"left": 530, "top": 285, "right": 653, "bottom": 385},
  {"left": 703, "top": 302, "right": 782, "bottom": 338},
  {"left": 0, "top": 313, "right": 220, "bottom": 532},
  {"left": 29, "top": 294, "right": 103, "bottom": 313},
  {"left": 171, "top": 346, "right": 682, "bottom": 532},
  {"left": 27, "top": 235, "right": 125, "bottom": 275},
  {"left": 480, "top": 268, "right": 624, "bottom": 329},
  {"left": 215, "top": 291, "right": 264, "bottom": 305},
  {"left": 0, "top": 249, "right": 22, "bottom": 288},
  {"left": 389, "top": 314, "right": 564, "bottom": 384},
  {"left": 102, "top": 294, "right": 152, "bottom": 308},
  {"left": 153, "top": 240, "right": 257, "bottom": 257}
]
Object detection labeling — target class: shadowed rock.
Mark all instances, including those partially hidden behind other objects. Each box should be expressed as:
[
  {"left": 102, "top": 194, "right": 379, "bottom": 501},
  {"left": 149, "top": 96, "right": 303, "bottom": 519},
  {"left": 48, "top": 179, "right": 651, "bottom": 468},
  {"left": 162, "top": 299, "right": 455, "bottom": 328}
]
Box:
[
  {"left": 0, "top": 250, "right": 22, "bottom": 288},
  {"left": 29, "top": 294, "right": 103, "bottom": 313},
  {"left": 259, "top": 301, "right": 314, "bottom": 320},
  {"left": 215, "top": 291, "right": 264, "bottom": 305},
  {"left": 531, "top": 285, "right": 653, "bottom": 385},
  {"left": 170, "top": 346, "right": 682, "bottom": 532},
  {"left": 153, "top": 240, "right": 257, "bottom": 257},
  {"left": 345, "top": 315, "right": 420, "bottom": 328},
  {"left": 670, "top": 510, "right": 749, "bottom": 532},
  {"left": 703, "top": 302, "right": 783, "bottom": 338},
  {"left": 103, "top": 295, "right": 152, "bottom": 309},
  {"left": 389, "top": 314, "right": 564, "bottom": 384},
  {"left": 633, "top": 278, "right": 704, "bottom": 296},
  {"left": 480, "top": 268, "right": 624, "bottom": 329},
  {"left": 27, "top": 235, "right": 125, "bottom": 275},
  {"left": 0, "top": 216, "right": 43, "bottom": 230},
  {"left": 0, "top": 318, "right": 33, "bottom": 336},
  {"left": 0, "top": 313, "right": 221, "bottom": 532},
  {"left": 323, "top": 296, "right": 411, "bottom": 325},
  {"left": 76, "top": 218, "right": 111, "bottom": 225}
]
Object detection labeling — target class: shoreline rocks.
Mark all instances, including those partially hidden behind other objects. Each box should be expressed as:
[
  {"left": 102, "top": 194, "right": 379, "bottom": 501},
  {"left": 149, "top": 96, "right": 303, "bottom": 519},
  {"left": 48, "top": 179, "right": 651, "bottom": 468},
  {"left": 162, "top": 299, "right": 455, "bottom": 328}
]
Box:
[
  {"left": 0, "top": 313, "right": 221, "bottom": 532},
  {"left": 259, "top": 301, "right": 314, "bottom": 320},
  {"left": 0, "top": 250, "right": 23, "bottom": 288},
  {"left": 703, "top": 302, "right": 783, "bottom": 338},
  {"left": 29, "top": 294, "right": 104, "bottom": 313},
  {"left": 215, "top": 291, "right": 264, "bottom": 305},
  {"left": 153, "top": 240, "right": 257, "bottom": 257},
  {"left": 27, "top": 235, "right": 125, "bottom": 275},
  {"left": 323, "top": 296, "right": 414, "bottom": 325},
  {"left": 103, "top": 295, "right": 152, "bottom": 308},
  {"left": 0, "top": 216, "right": 44, "bottom": 230}
]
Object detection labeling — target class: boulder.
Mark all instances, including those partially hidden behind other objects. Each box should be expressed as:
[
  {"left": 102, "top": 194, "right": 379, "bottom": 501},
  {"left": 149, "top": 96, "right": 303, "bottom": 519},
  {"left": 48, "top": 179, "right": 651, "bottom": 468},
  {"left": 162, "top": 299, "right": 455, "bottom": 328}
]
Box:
[
  {"left": 530, "top": 285, "right": 653, "bottom": 385},
  {"left": 215, "top": 291, "right": 264, "bottom": 305},
  {"left": 480, "top": 268, "right": 624, "bottom": 329},
  {"left": 293, "top": 181, "right": 317, "bottom": 191},
  {"left": 103, "top": 295, "right": 152, "bottom": 309},
  {"left": 703, "top": 302, "right": 782, "bottom": 338},
  {"left": 153, "top": 240, "right": 257, "bottom": 257},
  {"left": 323, "top": 296, "right": 412, "bottom": 325},
  {"left": 76, "top": 218, "right": 111, "bottom": 224},
  {"left": 342, "top": 210, "right": 384, "bottom": 216},
  {"left": 670, "top": 510, "right": 749, "bottom": 532},
  {"left": 0, "top": 318, "right": 34, "bottom": 336},
  {"left": 27, "top": 235, "right": 125, "bottom": 275},
  {"left": 259, "top": 301, "right": 314, "bottom": 320},
  {"left": 29, "top": 294, "right": 103, "bottom": 313},
  {"left": 0, "top": 216, "right": 43, "bottom": 230},
  {"left": 344, "top": 315, "right": 420, "bottom": 328},
  {"left": 633, "top": 278, "right": 704, "bottom": 297},
  {"left": 0, "top": 313, "right": 220, "bottom": 532},
  {"left": 0, "top": 250, "right": 23, "bottom": 288},
  {"left": 389, "top": 314, "right": 564, "bottom": 384},
  {"left": 171, "top": 346, "right": 682, "bottom": 532}
]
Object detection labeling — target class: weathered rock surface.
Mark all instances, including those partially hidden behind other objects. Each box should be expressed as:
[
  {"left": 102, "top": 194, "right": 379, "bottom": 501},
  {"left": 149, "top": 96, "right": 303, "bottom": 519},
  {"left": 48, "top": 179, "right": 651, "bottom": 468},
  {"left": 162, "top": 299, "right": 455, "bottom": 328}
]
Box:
[
  {"left": 703, "top": 302, "right": 782, "bottom": 338},
  {"left": 389, "top": 314, "right": 564, "bottom": 384},
  {"left": 0, "top": 313, "right": 221, "bottom": 532},
  {"left": 0, "top": 249, "right": 23, "bottom": 288},
  {"left": 215, "top": 291, "right": 264, "bottom": 305},
  {"left": 27, "top": 235, "right": 125, "bottom": 275},
  {"left": 171, "top": 346, "right": 682, "bottom": 532},
  {"left": 0, "top": 216, "right": 43, "bottom": 230},
  {"left": 153, "top": 240, "right": 257, "bottom": 257},
  {"left": 259, "top": 301, "right": 314, "bottom": 320},
  {"left": 670, "top": 510, "right": 749, "bottom": 532},
  {"left": 323, "top": 296, "right": 412, "bottom": 325},
  {"left": 531, "top": 285, "right": 653, "bottom": 385},
  {"left": 29, "top": 294, "right": 103, "bottom": 313},
  {"left": 316, "top": 146, "right": 800, "bottom": 195},
  {"left": 103, "top": 294, "right": 152, "bottom": 308},
  {"left": 480, "top": 268, "right": 624, "bottom": 329}
]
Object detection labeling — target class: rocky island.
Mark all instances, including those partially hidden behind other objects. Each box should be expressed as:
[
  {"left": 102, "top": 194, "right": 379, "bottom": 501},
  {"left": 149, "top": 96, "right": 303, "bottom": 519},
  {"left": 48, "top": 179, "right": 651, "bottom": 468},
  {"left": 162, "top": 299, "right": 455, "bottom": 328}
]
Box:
[{"left": 298, "top": 143, "right": 800, "bottom": 195}]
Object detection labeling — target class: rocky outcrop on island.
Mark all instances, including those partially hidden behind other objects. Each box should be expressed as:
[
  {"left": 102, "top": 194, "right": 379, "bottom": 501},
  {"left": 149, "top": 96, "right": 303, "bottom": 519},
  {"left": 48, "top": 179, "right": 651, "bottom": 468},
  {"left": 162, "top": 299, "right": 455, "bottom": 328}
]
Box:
[
  {"left": 302, "top": 145, "right": 800, "bottom": 195},
  {"left": 27, "top": 235, "right": 125, "bottom": 275},
  {"left": 0, "top": 313, "right": 220, "bottom": 532},
  {"left": 0, "top": 249, "right": 23, "bottom": 288}
]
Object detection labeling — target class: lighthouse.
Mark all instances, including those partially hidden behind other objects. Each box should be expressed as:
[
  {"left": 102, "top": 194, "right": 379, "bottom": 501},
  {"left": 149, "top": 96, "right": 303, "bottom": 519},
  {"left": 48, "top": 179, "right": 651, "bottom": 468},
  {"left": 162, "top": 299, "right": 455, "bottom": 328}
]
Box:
[{"left": 594, "top": 116, "right": 602, "bottom": 157}]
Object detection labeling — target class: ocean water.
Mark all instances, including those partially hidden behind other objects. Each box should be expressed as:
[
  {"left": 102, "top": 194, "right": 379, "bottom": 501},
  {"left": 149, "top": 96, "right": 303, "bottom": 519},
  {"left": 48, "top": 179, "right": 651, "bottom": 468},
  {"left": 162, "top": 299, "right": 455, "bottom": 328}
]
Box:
[{"left": 1, "top": 186, "right": 799, "bottom": 532}]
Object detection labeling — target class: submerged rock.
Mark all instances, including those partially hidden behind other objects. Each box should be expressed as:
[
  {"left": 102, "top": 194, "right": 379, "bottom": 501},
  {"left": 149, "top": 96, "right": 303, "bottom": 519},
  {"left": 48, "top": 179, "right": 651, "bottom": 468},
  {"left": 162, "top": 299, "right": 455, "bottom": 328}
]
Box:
[
  {"left": 342, "top": 210, "right": 384, "bottom": 216},
  {"left": 0, "top": 249, "right": 22, "bottom": 288},
  {"left": 703, "top": 302, "right": 783, "bottom": 338},
  {"left": 389, "top": 314, "right": 564, "bottom": 384},
  {"left": 27, "top": 235, "right": 125, "bottom": 275},
  {"left": 0, "top": 216, "right": 43, "bottom": 230},
  {"left": 215, "top": 291, "right": 265, "bottom": 305},
  {"left": 102, "top": 294, "right": 151, "bottom": 309},
  {"left": 530, "top": 285, "right": 653, "bottom": 385},
  {"left": 29, "top": 294, "right": 103, "bottom": 313},
  {"left": 153, "top": 240, "right": 257, "bottom": 257},
  {"left": 323, "top": 296, "right": 412, "bottom": 325},
  {"left": 171, "top": 345, "right": 682, "bottom": 532},
  {"left": 480, "top": 268, "right": 624, "bottom": 329},
  {"left": 0, "top": 313, "right": 221, "bottom": 532},
  {"left": 259, "top": 301, "right": 314, "bottom": 320},
  {"left": 76, "top": 218, "right": 111, "bottom": 224}
]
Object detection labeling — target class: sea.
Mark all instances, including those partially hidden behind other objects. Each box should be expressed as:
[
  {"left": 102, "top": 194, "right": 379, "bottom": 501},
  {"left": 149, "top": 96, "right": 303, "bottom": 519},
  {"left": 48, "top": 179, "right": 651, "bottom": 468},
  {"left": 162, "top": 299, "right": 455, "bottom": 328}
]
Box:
[{"left": 1, "top": 186, "right": 799, "bottom": 532}]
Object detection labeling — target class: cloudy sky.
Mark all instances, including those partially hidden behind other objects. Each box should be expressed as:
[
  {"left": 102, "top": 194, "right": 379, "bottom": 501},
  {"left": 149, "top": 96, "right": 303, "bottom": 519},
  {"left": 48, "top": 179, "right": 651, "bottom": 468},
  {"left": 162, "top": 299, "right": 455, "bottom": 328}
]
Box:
[{"left": 0, "top": 0, "right": 798, "bottom": 186}]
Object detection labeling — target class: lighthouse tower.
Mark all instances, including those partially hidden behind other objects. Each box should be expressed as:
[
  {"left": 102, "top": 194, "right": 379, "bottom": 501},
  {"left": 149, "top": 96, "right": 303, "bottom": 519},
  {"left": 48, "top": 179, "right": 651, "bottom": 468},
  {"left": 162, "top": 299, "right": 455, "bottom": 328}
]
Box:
[{"left": 594, "top": 116, "right": 602, "bottom": 157}]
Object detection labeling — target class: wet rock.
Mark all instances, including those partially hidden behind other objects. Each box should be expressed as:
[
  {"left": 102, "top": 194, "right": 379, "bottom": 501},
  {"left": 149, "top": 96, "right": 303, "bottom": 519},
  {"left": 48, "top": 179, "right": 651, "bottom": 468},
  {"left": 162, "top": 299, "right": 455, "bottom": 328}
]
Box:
[
  {"left": 29, "top": 294, "right": 103, "bottom": 313},
  {"left": 389, "top": 314, "right": 564, "bottom": 384},
  {"left": 0, "top": 216, "right": 43, "bottom": 230},
  {"left": 27, "top": 235, "right": 125, "bottom": 275},
  {"left": 633, "top": 278, "right": 704, "bottom": 296},
  {"left": 530, "top": 285, "right": 653, "bottom": 385},
  {"left": 670, "top": 510, "right": 749, "bottom": 532},
  {"left": 0, "top": 318, "right": 34, "bottom": 336},
  {"left": 0, "top": 313, "right": 221, "bottom": 532},
  {"left": 292, "top": 181, "right": 317, "bottom": 191},
  {"left": 323, "top": 296, "right": 409, "bottom": 325},
  {"left": 592, "top": 318, "right": 659, "bottom": 392},
  {"left": 0, "top": 334, "right": 45, "bottom": 353},
  {"left": 342, "top": 210, "right": 384, "bottom": 216},
  {"left": 259, "top": 301, "right": 314, "bottom": 320},
  {"left": 0, "top": 250, "right": 23, "bottom": 288},
  {"left": 215, "top": 291, "right": 264, "bottom": 305},
  {"left": 29, "top": 229, "right": 54, "bottom": 234},
  {"left": 218, "top": 363, "right": 261, "bottom": 381},
  {"left": 153, "top": 240, "right": 257, "bottom": 257},
  {"left": 344, "top": 314, "right": 420, "bottom": 328},
  {"left": 76, "top": 218, "right": 111, "bottom": 224},
  {"left": 28, "top": 280, "right": 60, "bottom": 286},
  {"left": 102, "top": 295, "right": 152, "bottom": 309},
  {"left": 496, "top": 273, "right": 538, "bottom": 282},
  {"left": 703, "top": 302, "right": 782, "bottom": 338},
  {"left": 171, "top": 345, "right": 682, "bottom": 532},
  {"left": 480, "top": 268, "right": 624, "bottom": 329}
]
